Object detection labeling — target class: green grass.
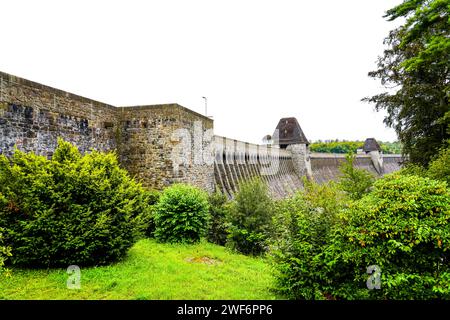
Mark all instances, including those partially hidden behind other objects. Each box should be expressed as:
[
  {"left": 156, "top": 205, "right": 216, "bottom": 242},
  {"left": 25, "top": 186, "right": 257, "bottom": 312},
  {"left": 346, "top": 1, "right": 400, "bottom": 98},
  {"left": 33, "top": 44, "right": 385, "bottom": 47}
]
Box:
[{"left": 0, "top": 239, "right": 279, "bottom": 300}]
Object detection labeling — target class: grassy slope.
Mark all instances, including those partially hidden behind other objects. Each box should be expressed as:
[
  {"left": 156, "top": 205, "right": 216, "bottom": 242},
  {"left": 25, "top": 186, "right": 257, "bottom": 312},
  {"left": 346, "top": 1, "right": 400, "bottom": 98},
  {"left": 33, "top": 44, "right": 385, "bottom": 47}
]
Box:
[{"left": 0, "top": 239, "right": 278, "bottom": 300}]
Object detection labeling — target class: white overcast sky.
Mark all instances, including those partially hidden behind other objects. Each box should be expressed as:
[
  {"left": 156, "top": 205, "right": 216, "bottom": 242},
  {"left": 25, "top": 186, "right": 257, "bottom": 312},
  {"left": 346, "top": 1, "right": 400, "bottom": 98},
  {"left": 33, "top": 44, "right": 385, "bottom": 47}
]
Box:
[{"left": 1, "top": 0, "right": 403, "bottom": 143}]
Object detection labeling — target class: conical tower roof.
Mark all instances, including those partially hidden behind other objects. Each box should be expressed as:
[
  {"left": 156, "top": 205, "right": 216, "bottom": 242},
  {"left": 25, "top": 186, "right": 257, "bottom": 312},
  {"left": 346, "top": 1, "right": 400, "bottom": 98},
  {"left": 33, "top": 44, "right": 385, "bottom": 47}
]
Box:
[
  {"left": 363, "top": 138, "right": 381, "bottom": 152},
  {"left": 272, "top": 117, "right": 309, "bottom": 148}
]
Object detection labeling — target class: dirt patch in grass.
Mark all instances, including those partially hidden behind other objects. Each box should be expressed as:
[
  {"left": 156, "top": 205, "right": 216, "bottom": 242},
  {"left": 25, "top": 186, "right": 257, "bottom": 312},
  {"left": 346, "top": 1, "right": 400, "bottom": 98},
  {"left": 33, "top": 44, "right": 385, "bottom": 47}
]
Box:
[{"left": 185, "top": 256, "right": 222, "bottom": 265}]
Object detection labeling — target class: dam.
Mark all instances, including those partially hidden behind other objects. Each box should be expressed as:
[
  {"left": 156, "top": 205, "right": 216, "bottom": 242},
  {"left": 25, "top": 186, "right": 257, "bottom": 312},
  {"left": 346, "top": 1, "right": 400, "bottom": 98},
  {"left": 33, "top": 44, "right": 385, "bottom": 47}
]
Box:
[{"left": 0, "top": 71, "right": 403, "bottom": 197}]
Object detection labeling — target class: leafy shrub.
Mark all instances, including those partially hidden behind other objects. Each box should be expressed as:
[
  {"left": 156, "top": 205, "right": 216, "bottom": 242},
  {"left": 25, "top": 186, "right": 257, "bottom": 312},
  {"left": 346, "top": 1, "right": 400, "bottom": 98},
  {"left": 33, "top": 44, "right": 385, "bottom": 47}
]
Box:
[
  {"left": 302, "top": 178, "right": 347, "bottom": 217},
  {"left": 147, "top": 189, "right": 161, "bottom": 205},
  {"left": 400, "top": 142, "right": 449, "bottom": 185},
  {"left": 142, "top": 189, "right": 161, "bottom": 237},
  {"left": 154, "top": 184, "right": 210, "bottom": 244},
  {"left": 338, "top": 153, "right": 375, "bottom": 200},
  {"left": 335, "top": 174, "right": 450, "bottom": 299},
  {"left": 0, "top": 227, "right": 12, "bottom": 276},
  {"left": 0, "top": 139, "right": 150, "bottom": 267},
  {"left": 400, "top": 163, "right": 428, "bottom": 177},
  {"left": 427, "top": 142, "right": 450, "bottom": 185},
  {"left": 207, "top": 191, "right": 230, "bottom": 246},
  {"left": 272, "top": 174, "right": 450, "bottom": 300},
  {"left": 271, "top": 182, "right": 347, "bottom": 299},
  {"left": 227, "top": 178, "right": 273, "bottom": 255}
]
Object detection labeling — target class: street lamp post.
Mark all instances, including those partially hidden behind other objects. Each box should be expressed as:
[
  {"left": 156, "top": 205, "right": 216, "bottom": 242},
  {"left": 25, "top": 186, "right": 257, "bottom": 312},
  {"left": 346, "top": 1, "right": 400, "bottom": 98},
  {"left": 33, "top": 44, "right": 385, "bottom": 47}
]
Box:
[{"left": 202, "top": 96, "right": 207, "bottom": 117}]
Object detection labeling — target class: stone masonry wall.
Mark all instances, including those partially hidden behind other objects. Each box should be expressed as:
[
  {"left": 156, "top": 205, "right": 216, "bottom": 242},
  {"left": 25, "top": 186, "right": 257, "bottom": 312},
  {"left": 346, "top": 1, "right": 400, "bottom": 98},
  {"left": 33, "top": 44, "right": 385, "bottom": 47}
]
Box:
[
  {"left": 0, "top": 71, "right": 118, "bottom": 157},
  {"left": 0, "top": 71, "right": 214, "bottom": 192},
  {"left": 118, "top": 105, "right": 214, "bottom": 191}
]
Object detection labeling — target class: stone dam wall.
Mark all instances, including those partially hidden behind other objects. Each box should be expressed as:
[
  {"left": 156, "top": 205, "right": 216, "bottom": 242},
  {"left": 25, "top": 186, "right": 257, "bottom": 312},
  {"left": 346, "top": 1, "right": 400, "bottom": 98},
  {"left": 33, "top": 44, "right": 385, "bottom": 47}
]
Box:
[
  {"left": 310, "top": 153, "right": 403, "bottom": 185},
  {"left": 0, "top": 71, "right": 403, "bottom": 197},
  {"left": 214, "top": 136, "right": 303, "bottom": 199},
  {"left": 212, "top": 141, "right": 403, "bottom": 198}
]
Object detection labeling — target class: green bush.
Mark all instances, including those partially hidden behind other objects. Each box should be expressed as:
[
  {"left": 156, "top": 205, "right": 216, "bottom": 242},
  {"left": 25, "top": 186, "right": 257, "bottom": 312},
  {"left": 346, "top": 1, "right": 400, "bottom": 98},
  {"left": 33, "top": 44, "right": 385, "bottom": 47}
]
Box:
[
  {"left": 400, "top": 141, "right": 450, "bottom": 186},
  {"left": 142, "top": 189, "right": 161, "bottom": 238},
  {"left": 272, "top": 174, "right": 450, "bottom": 300},
  {"left": 0, "top": 227, "right": 12, "bottom": 276},
  {"left": 0, "top": 139, "right": 150, "bottom": 267},
  {"left": 207, "top": 191, "right": 230, "bottom": 246},
  {"left": 427, "top": 142, "right": 450, "bottom": 185},
  {"left": 335, "top": 174, "right": 450, "bottom": 299},
  {"left": 338, "top": 153, "right": 375, "bottom": 200},
  {"left": 401, "top": 142, "right": 449, "bottom": 186},
  {"left": 400, "top": 163, "right": 428, "bottom": 177},
  {"left": 302, "top": 178, "right": 347, "bottom": 217},
  {"left": 227, "top": 178, "right": 273, "bottom": 255},
  {"left": 271, "top": 182, "right": 346, "bottom": 299},
  {"left": 154, "top": 184, "right": 210, "bottom": 244}
]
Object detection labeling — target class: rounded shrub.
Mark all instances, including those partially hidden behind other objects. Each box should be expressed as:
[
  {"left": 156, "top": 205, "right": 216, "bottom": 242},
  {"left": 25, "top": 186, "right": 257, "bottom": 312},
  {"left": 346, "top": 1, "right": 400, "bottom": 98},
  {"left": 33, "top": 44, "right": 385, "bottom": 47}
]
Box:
[
  {"left": 227, "top": 178, "right": 273, "bottom": 255},
  {"left": 154, "top": 184, "right": 210, "bottom": 244},
  {"left": 0, "top": 139, "right": 150, "bottom": 267}
]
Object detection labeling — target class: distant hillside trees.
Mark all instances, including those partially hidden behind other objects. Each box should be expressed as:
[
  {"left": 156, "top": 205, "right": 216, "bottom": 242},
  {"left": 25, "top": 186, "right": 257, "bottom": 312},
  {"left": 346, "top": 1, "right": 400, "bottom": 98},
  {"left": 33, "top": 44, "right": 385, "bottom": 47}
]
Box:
[{"left": 309, "top": 140, "right": 402, "bottom": 154}]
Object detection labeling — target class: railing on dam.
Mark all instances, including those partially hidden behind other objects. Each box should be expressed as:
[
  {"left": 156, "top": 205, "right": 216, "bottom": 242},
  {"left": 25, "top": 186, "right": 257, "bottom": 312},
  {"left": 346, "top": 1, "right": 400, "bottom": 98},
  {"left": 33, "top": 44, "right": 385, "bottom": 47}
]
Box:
[{"left": 213, "top": 135, "right": 302, "bottom": 199}]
